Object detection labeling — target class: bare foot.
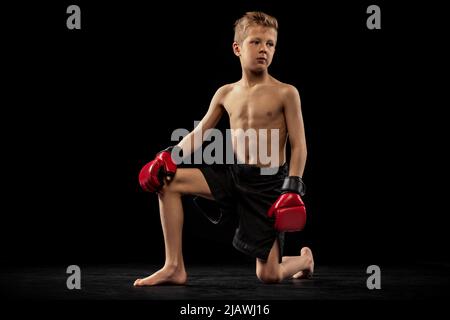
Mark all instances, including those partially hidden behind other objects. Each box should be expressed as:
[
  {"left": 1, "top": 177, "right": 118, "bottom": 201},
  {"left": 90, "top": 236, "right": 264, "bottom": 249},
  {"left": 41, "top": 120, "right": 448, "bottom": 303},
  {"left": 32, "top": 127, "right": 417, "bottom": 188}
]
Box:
[
  {"left": 133, "top": 265, "right": 187, "bottom": 286},
  {"left": 292, "top": 247, "right": 314, "bottom": 279}
]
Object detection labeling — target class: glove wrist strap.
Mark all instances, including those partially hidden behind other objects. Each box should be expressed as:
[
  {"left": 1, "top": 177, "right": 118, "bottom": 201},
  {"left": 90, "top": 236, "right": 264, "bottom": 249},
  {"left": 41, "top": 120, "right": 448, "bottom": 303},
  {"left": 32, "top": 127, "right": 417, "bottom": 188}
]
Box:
[
  {"left": 281, "top": 176, "right": 306, "bottom": 196},
  {"left": 159, "top": 145, "right": 183, "bottom": 157}
]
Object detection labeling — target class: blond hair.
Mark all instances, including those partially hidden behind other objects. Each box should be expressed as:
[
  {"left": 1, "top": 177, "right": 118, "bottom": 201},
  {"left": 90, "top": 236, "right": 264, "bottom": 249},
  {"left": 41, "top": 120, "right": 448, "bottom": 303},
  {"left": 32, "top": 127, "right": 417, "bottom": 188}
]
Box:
[{"left": 234, "top": 11, "right": 278, "bottom": 44}]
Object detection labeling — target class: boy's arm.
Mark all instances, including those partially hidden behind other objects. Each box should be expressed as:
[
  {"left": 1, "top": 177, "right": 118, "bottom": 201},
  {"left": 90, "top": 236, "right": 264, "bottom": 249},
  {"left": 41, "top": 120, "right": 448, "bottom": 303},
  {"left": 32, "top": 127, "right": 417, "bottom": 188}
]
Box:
[
  {"left": 267, "top": 86, "right": 307, "bottom": 232},
  {"left": 177, "top": 85, "right": 228, "bottom": 157},
  {"left": 139, "top": 86, "right": 227, "bottom": 191},
  {"left": 283, "top": 85, "right": 307, "bottom": 177}
]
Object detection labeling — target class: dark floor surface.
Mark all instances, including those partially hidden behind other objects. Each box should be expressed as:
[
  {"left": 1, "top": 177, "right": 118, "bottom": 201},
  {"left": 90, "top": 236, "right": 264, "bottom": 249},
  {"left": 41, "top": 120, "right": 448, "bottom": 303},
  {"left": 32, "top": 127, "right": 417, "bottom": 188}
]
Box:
[
  {"left": 2, "top": 262, "right": 449, "bottom": 318},
  {"left": 1, "top": 262, "right": 449, "bottom": 301}
]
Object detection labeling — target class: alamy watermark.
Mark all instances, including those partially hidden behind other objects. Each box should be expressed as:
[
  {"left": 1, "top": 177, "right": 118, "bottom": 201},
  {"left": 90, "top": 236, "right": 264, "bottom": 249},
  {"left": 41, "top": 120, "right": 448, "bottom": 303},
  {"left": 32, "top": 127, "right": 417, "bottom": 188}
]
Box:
[
  {"left": 66, "top": 265, "right": 81, "bottom": 290},
  {"left": 67, "top": 5, "right": 381, "bottom": 31},
  {"left": 66, "top": 5, "right": 81, "bottom": 30},
  {"left": 170, "top": 121, "right": 281, "bottom": 175},
  {"left": 366, "top": 5, "right": 381, "bottom": 30},
  {"left": 366, "top": 265, "right": 381, "bottom": 290}
]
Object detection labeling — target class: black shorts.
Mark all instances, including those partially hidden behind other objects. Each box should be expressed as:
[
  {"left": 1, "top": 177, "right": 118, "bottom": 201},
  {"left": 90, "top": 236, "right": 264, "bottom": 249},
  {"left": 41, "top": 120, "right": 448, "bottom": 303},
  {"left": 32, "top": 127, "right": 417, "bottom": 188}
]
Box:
[{"left": 198, "top": 163, "right": 288, "bottom": 262}]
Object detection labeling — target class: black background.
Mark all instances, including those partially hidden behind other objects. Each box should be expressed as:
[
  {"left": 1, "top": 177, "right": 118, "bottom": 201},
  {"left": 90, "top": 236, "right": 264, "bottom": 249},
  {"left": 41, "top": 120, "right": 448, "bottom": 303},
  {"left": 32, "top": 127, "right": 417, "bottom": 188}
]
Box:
[{"left": 2, "top": 0, "right": 448, "bottom": 269}]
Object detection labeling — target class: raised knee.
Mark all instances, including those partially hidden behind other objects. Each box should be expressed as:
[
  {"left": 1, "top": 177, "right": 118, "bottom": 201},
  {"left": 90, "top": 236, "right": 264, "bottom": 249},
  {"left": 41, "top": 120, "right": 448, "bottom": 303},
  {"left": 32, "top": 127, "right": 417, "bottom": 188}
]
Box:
[{"left": 159, "top": 179, "right": 181, "bottom": 196}]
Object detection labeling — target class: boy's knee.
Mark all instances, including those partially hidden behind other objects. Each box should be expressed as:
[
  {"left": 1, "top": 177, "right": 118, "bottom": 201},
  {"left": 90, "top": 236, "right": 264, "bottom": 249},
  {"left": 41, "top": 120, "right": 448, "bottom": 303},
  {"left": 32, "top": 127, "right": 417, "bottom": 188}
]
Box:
[
  {"left": 159, "top": 179, "right": 182, "bottom": 196},
  {"left": 256, "top": 269, "right": 282, "bottom": 284}
]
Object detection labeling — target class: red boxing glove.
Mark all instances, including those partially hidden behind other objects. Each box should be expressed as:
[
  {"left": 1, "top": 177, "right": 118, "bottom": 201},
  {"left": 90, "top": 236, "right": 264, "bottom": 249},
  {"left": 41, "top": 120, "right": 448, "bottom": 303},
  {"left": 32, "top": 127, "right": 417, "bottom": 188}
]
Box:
[
  {"left": 138, "top": 146, "right": 178, "bottom": 192},
  {"left": 268, "top": 176, "right": 306, "bottom": 232}
]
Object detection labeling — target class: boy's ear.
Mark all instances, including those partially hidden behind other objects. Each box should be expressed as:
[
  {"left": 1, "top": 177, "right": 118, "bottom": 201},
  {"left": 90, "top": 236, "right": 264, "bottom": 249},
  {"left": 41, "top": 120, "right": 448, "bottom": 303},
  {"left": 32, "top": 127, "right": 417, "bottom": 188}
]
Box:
[{"left": 232, "top": 41, "right": 241, "bottom": 57}]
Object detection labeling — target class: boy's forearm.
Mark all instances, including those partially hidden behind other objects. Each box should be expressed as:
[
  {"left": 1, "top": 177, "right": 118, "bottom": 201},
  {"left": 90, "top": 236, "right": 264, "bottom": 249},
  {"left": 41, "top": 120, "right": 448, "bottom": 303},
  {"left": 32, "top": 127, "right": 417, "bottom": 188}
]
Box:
[
  {"left": 288, "top": 145, "right": 307, "bottom": 177},
  {"left": 177, "top": 127, "right": 203, "bottom": 159}
]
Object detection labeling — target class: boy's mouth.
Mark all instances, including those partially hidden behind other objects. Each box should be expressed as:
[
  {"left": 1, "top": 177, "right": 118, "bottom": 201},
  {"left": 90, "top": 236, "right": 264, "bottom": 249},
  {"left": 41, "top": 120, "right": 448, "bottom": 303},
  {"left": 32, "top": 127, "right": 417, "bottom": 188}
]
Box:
[{"left": 256, "top": 57, "right": 267, "bottom": 63}]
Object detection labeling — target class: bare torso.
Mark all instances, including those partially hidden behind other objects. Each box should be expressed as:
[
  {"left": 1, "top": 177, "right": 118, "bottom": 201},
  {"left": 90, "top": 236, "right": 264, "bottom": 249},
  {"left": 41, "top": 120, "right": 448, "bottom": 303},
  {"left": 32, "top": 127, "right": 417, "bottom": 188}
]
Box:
[{"left": 223, "top": 77, "right": 289, "bottom": 167}]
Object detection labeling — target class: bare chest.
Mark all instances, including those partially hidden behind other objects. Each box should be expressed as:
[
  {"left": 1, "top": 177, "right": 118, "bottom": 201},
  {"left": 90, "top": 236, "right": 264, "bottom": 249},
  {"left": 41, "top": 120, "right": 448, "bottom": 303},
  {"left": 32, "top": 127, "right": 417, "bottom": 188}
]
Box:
[{"left": 224, "top": 88, "right": 283, "bottom": 124}]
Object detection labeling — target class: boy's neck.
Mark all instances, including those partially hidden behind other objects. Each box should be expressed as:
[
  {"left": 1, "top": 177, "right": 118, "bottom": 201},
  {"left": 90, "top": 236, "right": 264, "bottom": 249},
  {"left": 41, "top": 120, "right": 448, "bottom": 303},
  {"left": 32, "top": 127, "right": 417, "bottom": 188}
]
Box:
[{"left": 240, "top": 69, "right": 271, "bottom": 87}]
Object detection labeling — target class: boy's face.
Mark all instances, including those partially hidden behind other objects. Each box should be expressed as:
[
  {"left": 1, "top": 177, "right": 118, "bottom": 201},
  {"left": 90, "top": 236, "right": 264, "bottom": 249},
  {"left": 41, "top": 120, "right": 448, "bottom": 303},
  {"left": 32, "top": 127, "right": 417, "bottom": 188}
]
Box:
[{"left": 234, "top": 25, "right": 277, "bottom": 72}]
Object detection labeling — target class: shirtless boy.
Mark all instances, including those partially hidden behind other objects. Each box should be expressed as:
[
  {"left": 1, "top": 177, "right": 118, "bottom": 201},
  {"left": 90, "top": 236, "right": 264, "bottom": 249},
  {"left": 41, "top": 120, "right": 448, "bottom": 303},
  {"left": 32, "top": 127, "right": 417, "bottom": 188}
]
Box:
[{"left": 135, "top": 11, "right": 314, "bottom": 285}]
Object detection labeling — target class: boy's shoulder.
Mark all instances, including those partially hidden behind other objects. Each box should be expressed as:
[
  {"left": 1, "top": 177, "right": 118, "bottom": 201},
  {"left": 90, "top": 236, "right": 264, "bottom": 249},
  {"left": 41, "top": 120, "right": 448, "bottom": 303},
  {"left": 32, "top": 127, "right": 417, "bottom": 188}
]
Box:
[
  {"left": 273, "top": 81, "right": 302, "bottom": 103},
  {"left": 216, "top": 82, "right": 236, "bottom": 93},
  {"left": 213, "top": 82, "right": 237, "bottom": 101},
  {"left": 270, "top": 78, "right": 300, "bottom": 95}
]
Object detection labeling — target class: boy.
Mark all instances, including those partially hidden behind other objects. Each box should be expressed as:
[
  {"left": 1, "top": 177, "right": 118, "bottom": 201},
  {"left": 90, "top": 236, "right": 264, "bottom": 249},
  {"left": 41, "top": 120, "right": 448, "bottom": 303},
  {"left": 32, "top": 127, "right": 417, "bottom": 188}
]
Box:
[{"left": 135, "top": 11, "right": 314, "bottom": 285}]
